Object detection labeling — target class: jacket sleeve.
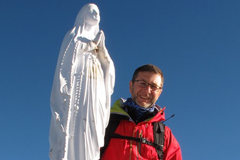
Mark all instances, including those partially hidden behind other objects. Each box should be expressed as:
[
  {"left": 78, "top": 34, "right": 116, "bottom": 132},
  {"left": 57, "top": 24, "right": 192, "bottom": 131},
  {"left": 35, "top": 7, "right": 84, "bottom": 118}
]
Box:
[{"left": 163, "top": 126, "right": 182, "bottom": 160}]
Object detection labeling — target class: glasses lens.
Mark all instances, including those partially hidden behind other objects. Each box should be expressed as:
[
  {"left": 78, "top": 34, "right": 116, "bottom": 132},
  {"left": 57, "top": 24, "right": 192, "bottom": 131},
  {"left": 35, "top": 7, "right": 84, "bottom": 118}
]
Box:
[
  {"left": 138, "top": 81, "right": 147, "bottom": 88},
  {"left": 136, "top": 80, "right": 160, "bottom": 92},
  {"left": 151, "top": 85, "right": 158, "bottom": 91}
]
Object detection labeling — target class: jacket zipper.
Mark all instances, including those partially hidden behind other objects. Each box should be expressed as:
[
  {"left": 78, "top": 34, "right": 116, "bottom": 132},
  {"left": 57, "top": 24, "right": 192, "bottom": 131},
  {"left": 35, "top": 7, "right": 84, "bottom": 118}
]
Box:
[
  {"left": 138, "top": 130, "right": 143, "bottom": 160},
  {"left": 129, "top": 125, "right": 136, "bottom": 160}
]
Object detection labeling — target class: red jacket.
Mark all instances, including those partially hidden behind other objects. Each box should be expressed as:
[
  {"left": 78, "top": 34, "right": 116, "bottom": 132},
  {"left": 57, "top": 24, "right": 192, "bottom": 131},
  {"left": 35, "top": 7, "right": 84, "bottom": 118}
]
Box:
[{"left": 101, "top": 99, "right": 182, "bottom": 160}]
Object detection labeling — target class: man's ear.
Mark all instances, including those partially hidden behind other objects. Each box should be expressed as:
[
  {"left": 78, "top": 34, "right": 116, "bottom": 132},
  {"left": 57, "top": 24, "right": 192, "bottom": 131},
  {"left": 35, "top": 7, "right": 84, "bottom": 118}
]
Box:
[{"left": 129, "top": 81, "right": 133, "bottom": 94}]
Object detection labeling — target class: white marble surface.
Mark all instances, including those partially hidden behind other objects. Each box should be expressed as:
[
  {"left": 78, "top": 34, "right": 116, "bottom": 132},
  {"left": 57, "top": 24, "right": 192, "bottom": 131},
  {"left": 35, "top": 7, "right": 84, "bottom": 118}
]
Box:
[{"left": 49, "top": 3, "right": 115, "bottom": 160}]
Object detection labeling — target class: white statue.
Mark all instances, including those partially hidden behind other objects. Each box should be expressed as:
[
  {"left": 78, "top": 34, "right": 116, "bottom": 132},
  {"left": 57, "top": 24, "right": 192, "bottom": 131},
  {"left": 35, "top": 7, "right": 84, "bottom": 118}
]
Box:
[{"left": 49, "top": 3, "right": 115, "bottom": 160}]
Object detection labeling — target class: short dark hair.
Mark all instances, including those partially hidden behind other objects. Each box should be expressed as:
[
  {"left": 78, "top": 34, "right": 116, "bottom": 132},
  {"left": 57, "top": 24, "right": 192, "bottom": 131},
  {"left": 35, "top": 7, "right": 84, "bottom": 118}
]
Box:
[{"left": 132, "top": 64, "right": 164, "bottom": 87}]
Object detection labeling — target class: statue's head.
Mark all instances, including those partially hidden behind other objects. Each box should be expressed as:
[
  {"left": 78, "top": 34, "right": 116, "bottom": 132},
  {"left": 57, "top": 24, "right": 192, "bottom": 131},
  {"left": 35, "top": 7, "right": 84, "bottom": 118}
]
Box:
[{"left": 74, "top": 3, "right": 100, "bottom": 27}]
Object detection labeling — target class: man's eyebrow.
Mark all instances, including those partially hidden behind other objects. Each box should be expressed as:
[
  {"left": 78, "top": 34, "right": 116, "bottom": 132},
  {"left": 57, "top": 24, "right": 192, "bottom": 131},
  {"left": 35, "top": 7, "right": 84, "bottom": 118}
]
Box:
[{"left": 150, "top": 82, "right": 161, "bottom": 87}]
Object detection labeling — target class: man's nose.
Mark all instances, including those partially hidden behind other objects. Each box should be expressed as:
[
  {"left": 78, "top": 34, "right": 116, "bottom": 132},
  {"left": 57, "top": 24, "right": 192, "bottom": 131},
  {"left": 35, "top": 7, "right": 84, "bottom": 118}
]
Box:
[{"left": 144, "top": 85, "right": 152, "bottom": 93}]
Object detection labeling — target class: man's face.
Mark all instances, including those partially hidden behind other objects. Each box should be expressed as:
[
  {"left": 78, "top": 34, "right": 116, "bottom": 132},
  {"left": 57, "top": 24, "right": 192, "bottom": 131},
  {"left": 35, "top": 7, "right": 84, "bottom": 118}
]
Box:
[{"left": 129, "top": 71, "right": 162, "bottom": 108}]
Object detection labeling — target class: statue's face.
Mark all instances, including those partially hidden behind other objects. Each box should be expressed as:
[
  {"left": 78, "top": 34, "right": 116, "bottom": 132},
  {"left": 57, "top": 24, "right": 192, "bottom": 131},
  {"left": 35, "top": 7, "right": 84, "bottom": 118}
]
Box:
[{"left": 84, "top": 4, "right": 100, "bottom": 26}]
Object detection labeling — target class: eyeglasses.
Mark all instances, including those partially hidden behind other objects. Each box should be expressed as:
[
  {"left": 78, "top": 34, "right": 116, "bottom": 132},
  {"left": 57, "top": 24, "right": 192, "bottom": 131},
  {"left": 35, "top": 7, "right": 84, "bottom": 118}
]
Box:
[{"left": 133, "top": 80, "right": 162, "bottom": 92}]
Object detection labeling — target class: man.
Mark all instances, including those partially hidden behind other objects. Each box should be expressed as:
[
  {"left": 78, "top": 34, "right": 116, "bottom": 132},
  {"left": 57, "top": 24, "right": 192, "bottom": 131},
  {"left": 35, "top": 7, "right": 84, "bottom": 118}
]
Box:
[{"left": 101, "top": 64, "right": 182, "bottom": 160}]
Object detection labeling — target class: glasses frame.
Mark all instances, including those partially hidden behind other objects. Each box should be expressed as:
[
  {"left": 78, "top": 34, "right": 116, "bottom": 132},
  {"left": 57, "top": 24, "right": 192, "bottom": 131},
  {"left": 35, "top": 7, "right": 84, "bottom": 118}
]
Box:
[{"left": 133, "top": 80, "right": 162, "bottom": 92}]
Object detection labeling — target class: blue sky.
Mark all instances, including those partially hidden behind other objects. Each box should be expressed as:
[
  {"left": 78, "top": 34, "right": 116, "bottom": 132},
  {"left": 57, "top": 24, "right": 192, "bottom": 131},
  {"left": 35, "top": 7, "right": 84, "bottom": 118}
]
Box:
[{"left": 1, "top": 0, "right": 240, "bottom": 159}]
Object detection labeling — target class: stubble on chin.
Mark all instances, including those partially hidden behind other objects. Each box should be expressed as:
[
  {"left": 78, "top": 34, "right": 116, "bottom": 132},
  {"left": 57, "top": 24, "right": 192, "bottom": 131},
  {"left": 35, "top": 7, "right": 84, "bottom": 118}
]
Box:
[{"left": 134, "top": 98, "right": 151, "bottom": 108}]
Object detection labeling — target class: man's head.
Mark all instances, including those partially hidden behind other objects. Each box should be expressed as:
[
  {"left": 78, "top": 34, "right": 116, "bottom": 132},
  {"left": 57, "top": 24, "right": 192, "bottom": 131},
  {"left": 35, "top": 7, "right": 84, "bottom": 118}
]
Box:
[{"left": 129, "top": 64, "right": 164, "bottom": 108}]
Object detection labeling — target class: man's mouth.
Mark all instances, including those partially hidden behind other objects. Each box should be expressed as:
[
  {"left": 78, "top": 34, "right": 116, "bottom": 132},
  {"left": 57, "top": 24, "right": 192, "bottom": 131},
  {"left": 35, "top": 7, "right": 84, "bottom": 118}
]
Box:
[{"left": 140, "top": 95, "right": 150, "bottom": 100}]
